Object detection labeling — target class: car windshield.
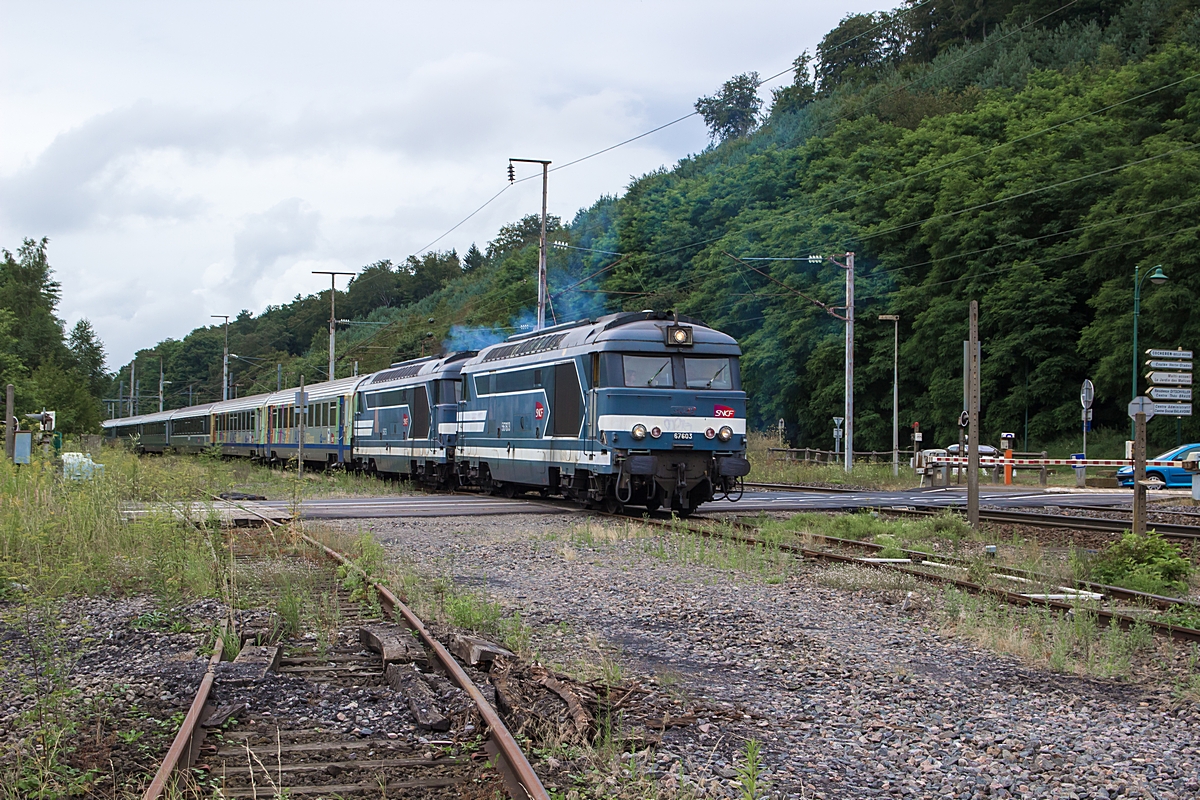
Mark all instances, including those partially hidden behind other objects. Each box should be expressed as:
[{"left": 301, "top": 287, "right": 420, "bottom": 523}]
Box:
[
  {"left": 684, "top": 358, "right": 732, "bottom": 389},
  {"left": 623, "top": 356, "right": 673, "bottom": 387}
]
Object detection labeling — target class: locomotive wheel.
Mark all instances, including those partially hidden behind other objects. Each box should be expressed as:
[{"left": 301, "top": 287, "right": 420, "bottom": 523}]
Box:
[
  {"left": 602, "top": 497, "right": 624, "bottom": 515},
  {"left": 501, "top": 483, "right": 516, "bottom": 499}
]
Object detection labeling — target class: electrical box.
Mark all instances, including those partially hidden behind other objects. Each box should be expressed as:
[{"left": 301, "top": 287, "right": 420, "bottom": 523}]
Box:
[{"left": 1000, "top": 432, "right": 1016, "bottom": 449}]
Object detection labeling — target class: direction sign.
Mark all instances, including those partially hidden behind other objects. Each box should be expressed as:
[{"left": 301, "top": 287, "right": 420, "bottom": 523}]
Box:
[
  {"left": 1147, "top": 360, "right": 1193, "bottom": 370},
  {"left": 294, "top": 391, "right": 308, "bottom": 408},
  {"left": 1147, "top": 349, "right": 1193, "bottom": 359},
  {"left": 1080, "top": 379, "right": 1094, "bottom": 409},
  {"left": 1149, "top": 386, "right": 1192, "bottom": 401},
  {"left": 1153, "top": 403, "right": 1192, "bottom": 416},
  {"left": 1148, "top": 371, "right": 1193, "bottom": 385},
  {"left": 1128, "top": 396, "right": 1156, "bottom": 420}
]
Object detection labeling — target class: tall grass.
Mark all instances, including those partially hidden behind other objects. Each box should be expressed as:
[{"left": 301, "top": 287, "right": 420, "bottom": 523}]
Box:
[
  {"left": 0, "top": 447, "right": 218, "bottom": 598},
  {"left": 746, "top": 431, "right": 916, "bottom": 489}
]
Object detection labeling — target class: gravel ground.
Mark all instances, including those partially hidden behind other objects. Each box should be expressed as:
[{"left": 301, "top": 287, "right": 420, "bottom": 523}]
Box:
[
  {"left": 0, "top": 596, "right": 221, "bottom": 794},
  {"left": 331, "top": 512, "right": 1200, "bottom": 800}
]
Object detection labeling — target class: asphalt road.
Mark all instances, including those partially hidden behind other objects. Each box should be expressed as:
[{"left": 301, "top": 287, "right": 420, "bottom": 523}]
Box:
[{"left": 255, "top": 486, "right": 1132, "bottom": 520}]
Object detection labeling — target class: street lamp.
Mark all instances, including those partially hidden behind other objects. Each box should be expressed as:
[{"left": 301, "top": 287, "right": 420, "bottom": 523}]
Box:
[
  {"left": 1131, "top": 264, "right": 1168, "bottom": 437},
  {"left": 879, "top": 314, "right": 900, "bottom": 476}
]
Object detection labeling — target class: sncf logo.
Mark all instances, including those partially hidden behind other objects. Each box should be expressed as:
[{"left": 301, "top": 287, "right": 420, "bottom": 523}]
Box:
[
  {"left": 534, "top": 401, "right": 545, "bottom": 420},
  {"left": 714, "top": 405, "right": 735, "bottom": 418}
]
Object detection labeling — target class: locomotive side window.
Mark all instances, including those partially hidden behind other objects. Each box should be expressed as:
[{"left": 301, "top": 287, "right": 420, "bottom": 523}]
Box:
[
  {"left": 684, "top": 358, "right": 732, "bottom": 390},
  {"left": 623, "top": 355, "right": 673, "bottom": 387}
]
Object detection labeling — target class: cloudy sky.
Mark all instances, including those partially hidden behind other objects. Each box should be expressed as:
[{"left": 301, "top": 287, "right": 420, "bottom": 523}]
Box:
[{"left": 1, "top": 1, "right": 888, "bottom": 366}]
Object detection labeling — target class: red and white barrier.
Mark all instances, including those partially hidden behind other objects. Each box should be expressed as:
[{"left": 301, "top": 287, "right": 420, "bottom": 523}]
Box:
[{"left": 926, "top": 457, "right": 1182, "bottom": 468}]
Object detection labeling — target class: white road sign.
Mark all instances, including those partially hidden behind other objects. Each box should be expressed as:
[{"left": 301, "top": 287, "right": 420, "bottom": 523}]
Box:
[
  {"left": 1147, "top": 349, "right": 1192, "bottom": 359},
  {"left": 833, "top": 417, "right": 844, "bottom": 429},
  {"left": 1153, "top": 402, "right": 1192, "bottom": 416},
  {"left": 1149, "top": 386, "right": 1192, "bottom": 401},
  {"left": 1128, "top": 396, "right": 1156, "bottom": 420},
  {"left": 1080, "top": 379, "right": 1094, "bottom": 409},
  {"left": 1147, "top": 360, "right": 1193, "bottom": 370},
  {"left": 294, "top": 391, "right": 308, "bottom": 408},
  {"left": 1147, "top": 371, "right": 1192, "bottom": 385}
]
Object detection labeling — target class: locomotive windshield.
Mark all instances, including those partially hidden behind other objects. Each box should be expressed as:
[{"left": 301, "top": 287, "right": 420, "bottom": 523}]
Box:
[
  {"left": 623, "top": 355, "right": 674, "bottom": 387},
  {"left": 684, "top": 357, "right": 732, "bottom": 390}
]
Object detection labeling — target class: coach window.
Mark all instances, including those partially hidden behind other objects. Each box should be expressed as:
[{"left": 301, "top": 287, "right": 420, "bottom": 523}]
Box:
[
  {"left": 684, "top": 358, "right": 733, "bottom": 390},
  {"left": 623, "top": 355, "right": 673, "bottom": 388}
]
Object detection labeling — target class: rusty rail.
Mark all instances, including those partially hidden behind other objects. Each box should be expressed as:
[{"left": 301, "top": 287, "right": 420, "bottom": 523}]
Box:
[
  {"left": 635, "top": 516, "right": 1200, "bottom": 644},
  {"left": 199, "top": 492, "right": 549, "bottom": 800},
  {"left": 142, "top": 628, "right": 224, "bottom": 800}
]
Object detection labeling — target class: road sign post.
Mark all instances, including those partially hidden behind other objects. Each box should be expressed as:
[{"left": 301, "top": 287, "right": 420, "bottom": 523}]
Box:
[
  {"left": 1080, "top": 379, "right": 1094, "bottom": 479},
  {"left": 1128, "top": 398, "right": 1152, "bottom": 535}
]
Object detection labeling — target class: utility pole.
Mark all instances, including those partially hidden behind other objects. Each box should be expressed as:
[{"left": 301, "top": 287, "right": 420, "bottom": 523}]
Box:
[
  {"left": 845, "top": 252, "right": 854, "bottom": 472},
  {"left": 967, "top": 300, "right": 981, "bottom": 528},
  {"left": 880, "top": 315, "right": 900, "bottom": 475},
  {"left": 297, "top": 374, "right": 306, "bottom": 478},
  {"left": 158, "top": 357, "right": 164, "bottom": 412},
  {"left": 277, "top": 363, "right": 282, "bottom": 392},
  {"left": 5, "top": 384, "right": 14, "bottom": 460},
  {"left": 211, "top": 315, "right": 230, "bottom": 401},
  {"left": 509, "top": 158, "right": 552, "bottom": 330},
  {"left": 129, "top": 362, "right": 136, "bottom": 417},
  {"left": 313, "top": 271, "right": 354, "bottom": 381}
]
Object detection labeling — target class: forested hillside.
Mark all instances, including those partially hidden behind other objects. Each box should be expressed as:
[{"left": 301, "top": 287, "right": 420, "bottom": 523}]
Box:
[
  {"left": 0, "top": 239, "right": 106, "bottom": 433},
  {"left": 113, "top": 0, "right": 1200, "bottom": 451}
]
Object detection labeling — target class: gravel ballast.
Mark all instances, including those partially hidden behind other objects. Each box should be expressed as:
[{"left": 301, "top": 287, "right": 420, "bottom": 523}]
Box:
[{"left": 335, "top": 512, "right": 1200, "bottom": 800}]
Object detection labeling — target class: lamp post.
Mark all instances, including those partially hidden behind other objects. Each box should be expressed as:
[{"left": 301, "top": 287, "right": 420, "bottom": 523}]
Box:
[
  {"left": 1131, "top": 264, "right": 1168, "bottom": 438},
  {"left": 211, "top": 315, "right": 230, "bottom": 401},
  {"left": 879, "top": 314, "right": 900, "bottom": 476}
]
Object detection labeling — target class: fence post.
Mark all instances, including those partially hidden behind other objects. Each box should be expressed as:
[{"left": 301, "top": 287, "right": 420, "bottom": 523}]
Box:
[{"left": 1039, "top": 451, "right": 1048, "bottom": 487}]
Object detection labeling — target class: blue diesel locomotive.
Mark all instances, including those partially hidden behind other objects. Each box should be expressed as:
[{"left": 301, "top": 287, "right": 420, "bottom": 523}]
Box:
[
  {"left": 102, "top": 312, "right": 750, "bottom": 514},
  {"left": 456, "top": 311, "right": 749, "bottom": 514}
]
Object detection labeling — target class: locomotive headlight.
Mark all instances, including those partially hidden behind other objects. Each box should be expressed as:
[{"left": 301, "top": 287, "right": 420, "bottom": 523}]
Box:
[
  {"left": 717, "top": 426, "right": 733, "bottom": 442},
  {"left": 631, "top": 424, "right": 647, "bottom": 440},
  {"left": 672, "top": 328, "right": 688, "bottom": 343},
  {"left": 705, "top": 427, "right": 716, "bottom": 440},
  {"left": 650, "top": 426, "right": 662, "bottom": 439}
]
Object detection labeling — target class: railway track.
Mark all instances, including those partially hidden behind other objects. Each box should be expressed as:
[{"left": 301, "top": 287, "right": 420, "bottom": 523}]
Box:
[
  {"left": 628, "top": 514, "right": 1200, "bottom": 644},
  {"left": 143, "top": 502, "right": 548, "bottom": 800},
  {"left": 877, "top": 505, "right": 1200, "bottom": 540}
]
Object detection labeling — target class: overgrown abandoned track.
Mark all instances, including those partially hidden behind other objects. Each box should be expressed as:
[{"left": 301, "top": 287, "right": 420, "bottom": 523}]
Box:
[
  {"left": 144, "top": 506, "right": 549, "bottom": 800},
  {"left": 634, "top": 515, "right": 1200, "bottom": 645},
  {"left": 881, "top": 505, "right": 1200, "bottom": 541}
]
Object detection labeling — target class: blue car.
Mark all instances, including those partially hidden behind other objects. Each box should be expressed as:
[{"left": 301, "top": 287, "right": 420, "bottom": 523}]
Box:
[{"left": 1116, "top": 443, "right": 1200, "bottom": 487}]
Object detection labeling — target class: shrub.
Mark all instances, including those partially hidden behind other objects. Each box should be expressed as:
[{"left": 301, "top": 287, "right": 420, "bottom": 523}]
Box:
[{"left": 1090, "top": 531, "right": 1192, "bottom": 596}]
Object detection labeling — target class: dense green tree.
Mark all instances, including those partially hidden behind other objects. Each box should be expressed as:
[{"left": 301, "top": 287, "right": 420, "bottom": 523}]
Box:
[
  {"left": 68, "top": 319, "right": 107, "bottom": 398},
  {"left": 695, "top": 73, "right": 763, "bottom": 142},
  {"left": 816, "top": 12, "right": 906, "bottom": 93}
]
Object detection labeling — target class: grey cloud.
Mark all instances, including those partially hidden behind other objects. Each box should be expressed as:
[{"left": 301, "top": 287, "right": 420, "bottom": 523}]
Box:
[{"left": 233, "top": 198, "right": 321, "bottom": 278}]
